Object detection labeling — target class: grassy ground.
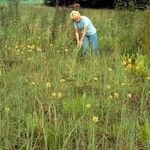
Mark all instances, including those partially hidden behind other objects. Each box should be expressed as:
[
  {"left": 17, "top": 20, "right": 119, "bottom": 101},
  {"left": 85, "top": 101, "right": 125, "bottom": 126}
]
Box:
[
  {"left": 0, "top": 4, "right": 150, "bottom": 150},
  {"left": 0, "top": 0, "right": 43, "bottom": 5}
]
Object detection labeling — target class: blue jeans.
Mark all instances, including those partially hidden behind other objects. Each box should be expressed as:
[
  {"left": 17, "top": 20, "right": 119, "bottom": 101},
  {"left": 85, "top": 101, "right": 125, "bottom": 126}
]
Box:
[{"left": 82, "top": 33, "right": 99, "bottom": 55}]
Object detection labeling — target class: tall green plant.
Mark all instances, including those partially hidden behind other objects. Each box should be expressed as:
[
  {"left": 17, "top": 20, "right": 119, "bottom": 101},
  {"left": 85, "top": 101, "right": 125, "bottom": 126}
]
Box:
[
  {"left": 7, "top": 0, "right": 21, "bottom": 24},
  {"left": 51, "top": 6, "right": 67, "bottom": 43}
]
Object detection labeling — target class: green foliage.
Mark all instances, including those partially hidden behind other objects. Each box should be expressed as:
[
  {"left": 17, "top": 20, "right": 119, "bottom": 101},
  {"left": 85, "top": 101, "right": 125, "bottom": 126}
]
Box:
[
  {"left": 63, "top": 95, "right": 94, "bottom": 116},
  {"left": 43, "top": 0, "right": 149, "bottom": 9},
  {"left": 135, "top": 53, "right": 150, "bottom": 78},
  {"left": 0, "top": 5, "right": 150, "bottom": 150},
  {"left": 138, "top": 119, "right": 150, "bottom": 143},
  {"left": 0, "top": 0, "right": 43, "bottom": 5},
  {"left": 115, "top": 0, "right": 149, "bottom": 9}
]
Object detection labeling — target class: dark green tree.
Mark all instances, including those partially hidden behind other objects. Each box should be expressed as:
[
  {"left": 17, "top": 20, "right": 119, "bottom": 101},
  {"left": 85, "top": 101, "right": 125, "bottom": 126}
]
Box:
[
  {"left": 43, "top": 0, "right": 149, "bottom": 9},
  {"left": 51, "top": 0, "right": 68, "bottom": 43}
]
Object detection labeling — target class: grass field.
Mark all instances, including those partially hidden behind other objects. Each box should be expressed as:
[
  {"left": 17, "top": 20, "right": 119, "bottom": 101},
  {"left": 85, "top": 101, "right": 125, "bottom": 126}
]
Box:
[
  {"left": 0, "top": 0, "right": 43, "bottom": 5},
  {"left": 0, "top": 4, "right": 150, "bottom": 150}
]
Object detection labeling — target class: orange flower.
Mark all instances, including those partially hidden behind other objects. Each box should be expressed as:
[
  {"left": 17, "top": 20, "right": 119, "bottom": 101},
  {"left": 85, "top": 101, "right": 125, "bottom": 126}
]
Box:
[
  {"left": 31, "top": 82, "right": 36, "bottom": 85},
  {"left": 114, "top": 93, "right": 119, "bottom": 98},
  {"left": 122, "top": 61, "right": 127, "bottom": 66},
  {"left": 108, "top": 68, "right": 112, "bottom": 72},
  {"left": 31, "top": 44, "right": 35, "bottom": 49},
  {"left": 92, "top": 116, "right": 99, "bottom": 123},
  {"left": 37, "top": 47, "right": 42, "bottom": 52},
  {"left": 60, "top": 79, "right": 66, "bottom": 84},
  {"left": 106, "top": 85, "right": 111, "bottom": 89},
  {"left": 57, "top": 92, "right": 63, "bottom": 98},
  {"left": 27, "top": 45, "right": 31, "bottom": 48},
  {"left": 128, "top": 58, "right": 132, "bottom": 63},
  {"left": 46, "top": 82, "right": 51, "bottom": 88},
  {"left": 125, "top": 64, "right": 132, "bottom": 70},
  {"left": 127, "top": 93, "right": 132, "bottom": 98},
  {"left": 5, "top": 107, "right": 10, "bottom": 112},
  {"left": 93, "top": 77, "right": 98, "bottom": 81},
  {"left": 64, "top": 48, "right": 69, "bottom": 53},
  {"left": 15, "top": 45, "right": 19, "bottom": 49},
  {"left": 121, "top": 83, "right": 126, "bottom": 86},
  {"left": 52, "top": 92, "right": 57, "bottom": 97},
  {"left": 86, "top": 104, "right": 91, "bottom": 108},
  {"left": 108, "top": 95, "right": 113, "bottom": 99},
  {"left": 147, "top": 76, "right": 150, "bottom": 80}
]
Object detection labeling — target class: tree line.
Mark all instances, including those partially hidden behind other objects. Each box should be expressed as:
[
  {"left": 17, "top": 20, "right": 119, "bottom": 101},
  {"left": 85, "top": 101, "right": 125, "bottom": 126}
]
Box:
[{"left": 44, "top": 0, "right": 149, "bottom": 9}]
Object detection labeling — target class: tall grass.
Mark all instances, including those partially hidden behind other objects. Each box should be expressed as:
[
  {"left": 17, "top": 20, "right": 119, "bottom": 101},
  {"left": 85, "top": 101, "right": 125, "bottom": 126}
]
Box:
[
  {"left": 0, "top": 0, "right": 43, "bottom": 5},
  {"left": 0, "top": 5, "right": 150, "bottom": 150}
]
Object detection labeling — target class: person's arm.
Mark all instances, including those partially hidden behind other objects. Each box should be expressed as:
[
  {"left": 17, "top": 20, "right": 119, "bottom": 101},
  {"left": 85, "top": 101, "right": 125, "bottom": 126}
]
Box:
[
  {"left": 75, "top": 29, "right": 80, "bottom": 48},
  {"left": 80, "top": 26, "right": 88, "bottom": 41},
  {"left": 78, "top": 26, "right": 88, "bottom": 48}
]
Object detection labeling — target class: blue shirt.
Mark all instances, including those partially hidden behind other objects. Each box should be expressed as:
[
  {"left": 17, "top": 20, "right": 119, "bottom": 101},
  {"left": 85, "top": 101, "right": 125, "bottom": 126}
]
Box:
[{"left": 73, "top": 16, "right": 96, "bottom": 35}]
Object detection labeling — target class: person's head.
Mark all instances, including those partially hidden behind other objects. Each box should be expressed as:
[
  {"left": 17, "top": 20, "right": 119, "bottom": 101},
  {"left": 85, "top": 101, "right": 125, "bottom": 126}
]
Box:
[{"left": 70, "top": 11, "right": 81, "bottom": 22}]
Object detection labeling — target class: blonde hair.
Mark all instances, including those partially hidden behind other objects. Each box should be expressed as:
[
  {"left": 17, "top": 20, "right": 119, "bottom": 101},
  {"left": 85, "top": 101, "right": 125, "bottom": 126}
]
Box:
[{"left": 70, "top": 11, "right": 81, "bottom": 21}]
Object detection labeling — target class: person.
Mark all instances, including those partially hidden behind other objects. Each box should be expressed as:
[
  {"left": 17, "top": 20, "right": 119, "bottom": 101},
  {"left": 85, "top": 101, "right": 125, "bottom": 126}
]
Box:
[
  {"left": 70, "top": 11, "right": 99, "bottom": 56},
  {"left": 68, "top": 3, "right": 80, "bottom": 8}
]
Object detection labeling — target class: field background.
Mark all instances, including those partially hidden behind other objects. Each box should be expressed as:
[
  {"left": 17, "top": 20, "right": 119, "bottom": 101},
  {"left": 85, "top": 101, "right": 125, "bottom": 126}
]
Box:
[
  {"left": 0, "top": 1, "right": 150, "bottom": 150},
  {"left": 0, "top": 0, "right": 43, "bottom": 5}
]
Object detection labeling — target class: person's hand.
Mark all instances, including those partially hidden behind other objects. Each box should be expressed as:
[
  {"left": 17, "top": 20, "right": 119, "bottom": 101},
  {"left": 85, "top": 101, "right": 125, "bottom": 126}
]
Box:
[
  {"left": 77, "top": 42, "right": 80, "bottom": 49},
  {"left": 79, "top": 40, "right": 83, "bottom": 49},
  {"left": 77, "top": 40, "right": 83, "bottom": 49}
]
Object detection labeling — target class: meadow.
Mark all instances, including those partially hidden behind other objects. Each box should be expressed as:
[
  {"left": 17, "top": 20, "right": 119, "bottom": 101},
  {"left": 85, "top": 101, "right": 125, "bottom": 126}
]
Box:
[
  {"left": 0, "top": 0, "right": 43, "bottom": 5},
  {"left": 0, "top": 2, "right": 150, "bottom": 150}
]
